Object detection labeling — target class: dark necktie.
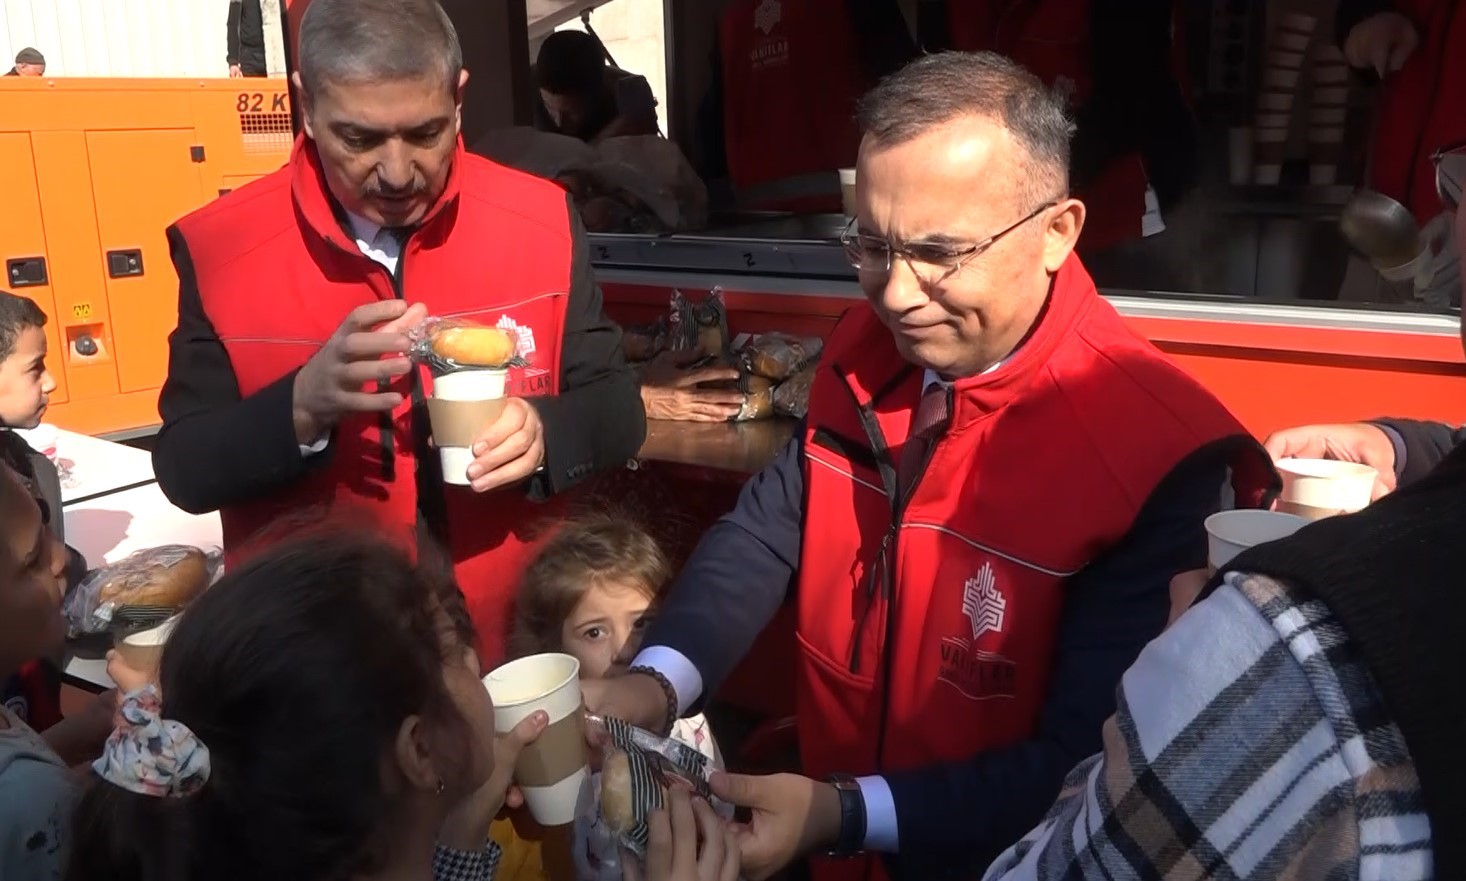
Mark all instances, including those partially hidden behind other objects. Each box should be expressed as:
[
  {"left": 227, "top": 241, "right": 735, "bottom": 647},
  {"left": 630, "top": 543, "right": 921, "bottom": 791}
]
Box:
[{"left": 899, "top": 383, "right": 951, "bottom": 495}]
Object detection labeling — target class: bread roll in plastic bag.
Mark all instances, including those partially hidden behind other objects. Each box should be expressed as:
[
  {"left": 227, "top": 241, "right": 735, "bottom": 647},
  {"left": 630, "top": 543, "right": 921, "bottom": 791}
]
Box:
[
  {"left": 64, "top": 545, "right": 222, "bottom": 635},
  {"left": 578, "top": 715, "right": 732, "bottom": 874}
]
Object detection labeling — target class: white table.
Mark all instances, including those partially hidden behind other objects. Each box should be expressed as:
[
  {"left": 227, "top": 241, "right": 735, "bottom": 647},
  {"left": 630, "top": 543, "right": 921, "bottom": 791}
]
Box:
[
  {"left": 14, "top": 426, "right": 156, "bottom": 504},
  {"left": 52, "top": 435, "right": 220, "bottom": 692}
]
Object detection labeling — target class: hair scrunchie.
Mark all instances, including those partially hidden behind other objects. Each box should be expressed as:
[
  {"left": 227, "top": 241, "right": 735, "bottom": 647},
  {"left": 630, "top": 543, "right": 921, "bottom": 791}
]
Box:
[{"left": 93, "top": 685, "right": 211, "bottom": 798}]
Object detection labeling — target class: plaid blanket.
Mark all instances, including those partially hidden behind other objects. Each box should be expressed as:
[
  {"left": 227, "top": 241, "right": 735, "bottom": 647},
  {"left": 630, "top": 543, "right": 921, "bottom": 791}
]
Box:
[{"left": 983, "top": 572, "right": 1432, "bottom": 880}]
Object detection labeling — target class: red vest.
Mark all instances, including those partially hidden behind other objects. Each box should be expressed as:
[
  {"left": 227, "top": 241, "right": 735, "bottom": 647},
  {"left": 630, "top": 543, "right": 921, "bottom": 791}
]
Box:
[
  {"left": 1368, "top": 0, "right": 1464, "bottom": 218},
  {"left": 172, "top": 138, "right": 575, "bottom": 663},
  {"left": 719, "top": 0, "right": 866, "bottom": 212},
  {"left": 946, "top": 0, "right": 1184, "bottom": 254},
  {"left": 797, "top": 255, "right": 1272, "bottom": 880}
]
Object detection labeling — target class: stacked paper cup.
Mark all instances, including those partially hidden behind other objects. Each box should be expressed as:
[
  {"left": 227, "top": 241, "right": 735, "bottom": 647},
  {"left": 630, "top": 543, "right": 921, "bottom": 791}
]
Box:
[
  {"left": 428, "top": 369, "right": 509, "bottom": 485},
  {"left": 1253, "top": 11, "right": 1316, "bottom": 185}
]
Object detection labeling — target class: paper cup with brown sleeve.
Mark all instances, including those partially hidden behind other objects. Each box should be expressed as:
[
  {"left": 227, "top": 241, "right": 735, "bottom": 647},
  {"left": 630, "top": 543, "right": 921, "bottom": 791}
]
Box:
[
  {"left": 1205, "top": 509, "right": 1309, "bottom": 574},
  {"left": 114, "top": 617, "right": 178, "bottom": 681},
  {"left": 1275, "top": 458, "right": 1377, "bottom": 520},
  {"left": 429, "top": 369, "right": 509, "bottom": 485},
  {"left": 482, "top": 652, "right": 588, "bottom": 826}
]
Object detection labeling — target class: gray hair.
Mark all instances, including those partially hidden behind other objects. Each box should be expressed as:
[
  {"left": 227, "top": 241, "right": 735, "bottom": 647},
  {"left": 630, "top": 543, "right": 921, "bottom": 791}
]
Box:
[
  {"left": 298, "top": 0, "right": 462, "bottom": 99},
  {"left": 857, "top": 51, "right": 1075, "bottom": 202}
]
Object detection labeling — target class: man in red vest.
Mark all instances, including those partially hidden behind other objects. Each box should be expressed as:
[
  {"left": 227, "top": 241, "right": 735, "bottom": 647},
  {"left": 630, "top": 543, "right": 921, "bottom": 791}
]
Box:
[
  {"left": 585, "top": 52, "right": 1275, "bottom": 881},
  {"left": 152, "top": 0, "right": 645, "bottom": 663}
]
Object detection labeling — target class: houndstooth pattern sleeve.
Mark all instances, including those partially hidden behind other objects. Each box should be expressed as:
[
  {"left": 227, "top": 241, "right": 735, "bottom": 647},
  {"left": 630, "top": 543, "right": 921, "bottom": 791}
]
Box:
[{"left": 432, "top": 841, "right": 502, "bottom": 881}]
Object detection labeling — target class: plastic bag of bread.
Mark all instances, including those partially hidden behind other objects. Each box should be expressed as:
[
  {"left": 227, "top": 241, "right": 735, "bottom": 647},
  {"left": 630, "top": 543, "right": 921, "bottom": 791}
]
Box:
[
  {"left": 408, "top": 316, "right": 527, "bottom": 375},
  {"left": 584, "top": 715, "right": 731, "bottom": 861},
  {"left": 621, "top": 320, "right": 666, "bottom": 363},
  {"left": 732, "top": 373, "right": 775, "bottom": 422},
  {"left": 740, "top": 333, "right": 824, "bottom": 381},
  {"left": 667, "top": 288, "right": 728, "bottom": 358},
  {"left": 774, "top": 363, "right": 816, "bottom": 419},
  {"left": 64, "top": 545, "right": 221, "bottom": 635}
]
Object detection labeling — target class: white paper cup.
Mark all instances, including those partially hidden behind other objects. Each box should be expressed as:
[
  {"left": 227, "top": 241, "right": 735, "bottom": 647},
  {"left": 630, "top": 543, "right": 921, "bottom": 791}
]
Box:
[
  {"left": 434, "top": 369, "right": 507, "bottom": 401},
  {"left": 483, "top": 653, "right": 588, "bottom": 826},
  {"left": 432, "top": 369, "right": 508, "bottom": 485},
  {"left": 1276, "top": 458, "right": 1377, "bottom": 518},
  {"left": 839, "top": 168, "right": 857, "bottom": 217},
  {"left": 1205, "top": 509, "right": 1309, "bottom": 572},
  {"left": 115, "top": 617, "right": 178, "bottom": 679}
]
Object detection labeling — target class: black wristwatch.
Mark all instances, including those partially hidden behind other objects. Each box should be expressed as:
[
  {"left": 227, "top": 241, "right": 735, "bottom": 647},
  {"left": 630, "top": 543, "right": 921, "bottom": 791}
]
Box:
[{"left": 824, "top": 774, "right": 867, "bottom": 858}]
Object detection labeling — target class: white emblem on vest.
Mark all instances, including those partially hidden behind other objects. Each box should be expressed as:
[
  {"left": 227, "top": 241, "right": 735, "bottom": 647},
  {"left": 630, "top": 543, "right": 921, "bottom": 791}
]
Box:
[
  {"left": 496, "top": 315, "right": 537, "bottom": 359},
  {"left": 962, "top": 562, "right": 1006, "bottom": 641}
]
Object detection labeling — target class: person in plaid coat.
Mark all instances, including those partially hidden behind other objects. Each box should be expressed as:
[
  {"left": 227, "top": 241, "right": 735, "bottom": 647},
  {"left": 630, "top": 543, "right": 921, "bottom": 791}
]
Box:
[{"left": 981, "top": 136, "right": 1466, "bottom": 881}]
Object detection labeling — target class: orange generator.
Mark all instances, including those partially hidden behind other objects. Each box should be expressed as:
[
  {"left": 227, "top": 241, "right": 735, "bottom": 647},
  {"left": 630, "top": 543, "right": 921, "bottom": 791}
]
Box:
[{"left": 0, "top": 78, "right": 293, "bottom": 437}]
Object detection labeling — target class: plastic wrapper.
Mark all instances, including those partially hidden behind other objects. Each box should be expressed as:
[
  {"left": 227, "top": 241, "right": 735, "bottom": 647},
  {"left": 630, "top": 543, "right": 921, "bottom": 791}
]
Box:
[
  {"left": 667, "top": 288, "right": 728, "bottom": 358},
  {"left": 731, "top": 373, "right": 775, "bottom": 422},
  {"left": 621, "top": 321, "right": 667, "bottom": 363},
  {"left": 774, "top": 363, "right": 816, "bottom": 419},
  {"left": 64, "top": 545, "right": 222, "bottom": 636},
  {"left": 739, "top": 333, "right": 824, "bottom": 381},
  {"left": 578, "top": 715, "right": 730, "bottom": 870},
  {"left": 407, "top": 316, "right": 528, "bottom": 375}
]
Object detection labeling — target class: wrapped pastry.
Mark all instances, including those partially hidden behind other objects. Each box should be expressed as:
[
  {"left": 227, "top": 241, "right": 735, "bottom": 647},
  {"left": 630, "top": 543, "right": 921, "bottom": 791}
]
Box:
[
  {"left": 589, "top": 716, "right": 726, "bottom": 858},
  {"left": 408, "top": 317, "right": 526, "bottom": 375},
  {"left": 741, "top": 333, "right": 824, "bottom": 381},
  {"left": 65, "top": 545, "right": 221, "bottom": 635},
  {"left": 774, "top": 364, "right": 816, "bottom": 419},
  {"left": 667, "top": 288, "right": 728, "bottom": 358}
]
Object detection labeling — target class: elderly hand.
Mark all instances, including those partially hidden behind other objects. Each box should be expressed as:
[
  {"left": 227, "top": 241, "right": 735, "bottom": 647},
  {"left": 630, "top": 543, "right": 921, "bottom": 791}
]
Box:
[
  {"left": 1344, "top": 11, "right": 1418, "bottom": 77},
  {"left": 639, "top": 351, "right": 744, "bottom": 423},
  {"left": 465, "top": 398, "right": 545, "bottom": 493},
  {"left": 707, "top": 772, "right": 842, "bottom": 881},
  {"left": 623, "top": 785, "right": 740, "bottom": 881},
  {"left": 1263, "top": 422, "right": 1398, "bottom": 500}
]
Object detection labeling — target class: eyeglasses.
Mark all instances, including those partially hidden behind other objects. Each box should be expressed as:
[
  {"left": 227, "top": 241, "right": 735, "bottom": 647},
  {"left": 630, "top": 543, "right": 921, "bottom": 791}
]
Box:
[
  {"left": 1434, "top": 140, "right": 1465, "bottom": 213},
  {"left": 840, "top": 200, "right": 1060, "bottom": 281}
]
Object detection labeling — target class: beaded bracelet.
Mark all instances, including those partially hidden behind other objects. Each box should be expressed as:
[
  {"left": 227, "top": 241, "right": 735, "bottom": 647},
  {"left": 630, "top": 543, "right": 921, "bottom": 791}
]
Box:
[{"left": 627, "top": 665, "right": 679, "bottom": 736}]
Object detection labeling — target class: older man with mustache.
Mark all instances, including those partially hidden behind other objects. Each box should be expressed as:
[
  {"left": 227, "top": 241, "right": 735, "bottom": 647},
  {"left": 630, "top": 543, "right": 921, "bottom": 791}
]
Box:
[{"left": 152, "top": 0, "right": 644, "bottom": 663}]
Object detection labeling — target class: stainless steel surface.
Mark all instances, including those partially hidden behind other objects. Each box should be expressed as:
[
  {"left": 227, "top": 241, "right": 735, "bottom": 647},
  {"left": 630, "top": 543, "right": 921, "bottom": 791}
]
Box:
[
  {"left": 1340, "top": 189, "right": 1421, "bottom": 267},
  {"left": 595, "top": 267, "right": 1460, "bottom": 338}
]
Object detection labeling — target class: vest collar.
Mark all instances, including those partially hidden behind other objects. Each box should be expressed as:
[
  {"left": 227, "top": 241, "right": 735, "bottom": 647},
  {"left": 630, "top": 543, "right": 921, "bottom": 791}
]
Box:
[
  {"left": 832, "top": 252, "right": 1100, "bottom": 423},
  {"left": 288, "top": 133, "right": 466, "bottom": 255}
]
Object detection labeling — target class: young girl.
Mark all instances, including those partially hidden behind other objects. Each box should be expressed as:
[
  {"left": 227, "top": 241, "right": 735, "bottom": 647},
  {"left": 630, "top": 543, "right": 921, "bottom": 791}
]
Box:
[
  {"left": 65, "top": 533, "right": 549, "bottom": 881},
  {"left": 0, "top": 463, "right": 77, "bottom": 881},
  {"left": 492, "top": 513, "right": 721, "bottom": 881}
]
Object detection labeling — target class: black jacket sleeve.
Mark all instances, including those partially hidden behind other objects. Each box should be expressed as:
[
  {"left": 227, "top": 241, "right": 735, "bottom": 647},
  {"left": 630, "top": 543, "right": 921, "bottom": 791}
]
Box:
[
  {"left": 880, "top": 451, "right": 1230, "bottom": 880},
  {"left": 640, "top": 430, "right": 804, "bottom": 704},
  {"left": 226, "top": 0, "right": 241, "bottom": 65},
  {"left": 526, "top": 199, "right": 646, "bottom": 498},
  {"left": 1372, "top": 417, "right": 1465, "bottom": 487},
  {"left": 152, "top": 226, "right": 327, "bottom": 515}
]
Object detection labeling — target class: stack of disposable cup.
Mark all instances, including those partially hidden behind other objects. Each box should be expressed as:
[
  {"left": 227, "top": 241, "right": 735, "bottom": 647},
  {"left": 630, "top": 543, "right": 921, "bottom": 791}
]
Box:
[
  {"left": 482, "top": 653, "right": 589, "bottom": 827},
  {"left": 1275, "top": 458, "right": 1377, "bottom": 520},
  {"left": 1253, "top": 11, "right": 1315, "bottom": 184},
  {"left": 839, "top": 168, "right": 857, "bottom": 218},
  {"left": 1307, "top": 44, "right": 1351, "bottom": 185},
  {"left": 428, "top": 369, "right": 508, "bottom": 485},
  {"left": 1204, "top": 509, "right": 1309, "bottom": 573}
]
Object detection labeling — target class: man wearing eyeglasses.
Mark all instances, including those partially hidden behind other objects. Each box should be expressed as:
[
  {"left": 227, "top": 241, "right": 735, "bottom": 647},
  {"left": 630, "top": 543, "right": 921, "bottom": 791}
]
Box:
[{"left": 585, "top": 52, "right": 1277, "bottom": 881}]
